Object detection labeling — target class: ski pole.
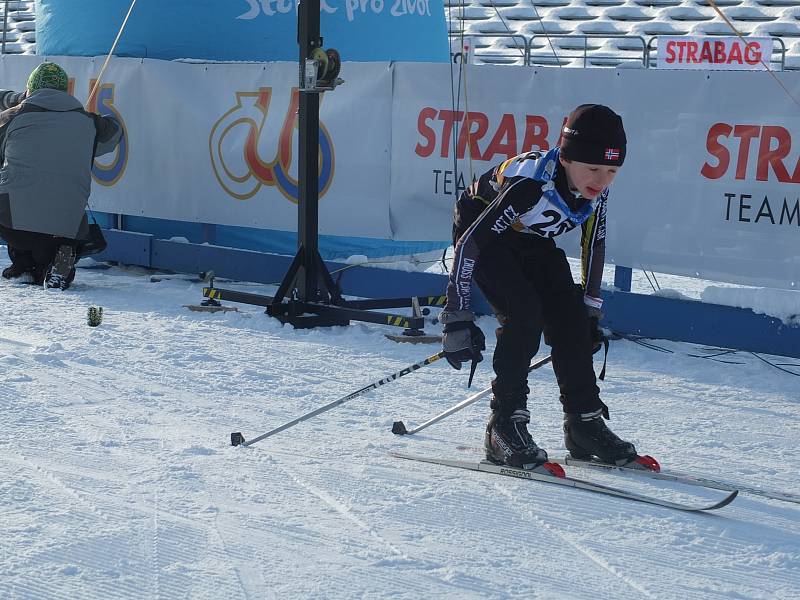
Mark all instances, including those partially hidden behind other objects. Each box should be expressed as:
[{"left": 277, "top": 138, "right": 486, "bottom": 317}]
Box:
[
  {"left": 391, "top": 354, "right": 553, "bottom": 436},
  {"left": 231, "top": 351, "right": 445, "bottom": 447}
]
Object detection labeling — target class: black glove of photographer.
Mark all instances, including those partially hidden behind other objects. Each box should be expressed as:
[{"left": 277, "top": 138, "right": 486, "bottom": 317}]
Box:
[{"left": 440, "top": 310, "right": 486, "bottom": 370}]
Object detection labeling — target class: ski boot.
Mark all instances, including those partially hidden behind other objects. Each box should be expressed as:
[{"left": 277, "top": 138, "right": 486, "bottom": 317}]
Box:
[
  {"left": 44, "top": 245, "right": 76, "bottom": 290},
  {"left": 485, "top": 409, "right": 549, "bottom": 470},
  {"left": 2, "top": 263, "right": 33, "bottom": 281},
  {"left": 564, "top": 409, "right": 638, "bottom": 466},
  {"left": 3, "top": 247, "right": 36, "bottom": 282}
]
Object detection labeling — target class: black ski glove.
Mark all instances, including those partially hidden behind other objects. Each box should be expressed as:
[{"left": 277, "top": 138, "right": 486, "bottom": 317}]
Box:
[{"left": 440, "top": 311, "right": 486, "bottom": 370}]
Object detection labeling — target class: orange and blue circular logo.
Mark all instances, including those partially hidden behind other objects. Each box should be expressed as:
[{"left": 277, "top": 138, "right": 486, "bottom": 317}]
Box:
[
  {"left": 210, "top": 87, "right": 335, "bottom": 203},
  {"left": 88, "top": 81, "right": 128, "bottom": 186}
]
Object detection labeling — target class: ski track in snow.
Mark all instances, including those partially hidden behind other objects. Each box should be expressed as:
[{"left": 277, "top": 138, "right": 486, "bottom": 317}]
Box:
[
  {"left": 0, "top": 258, "right": 799, "bottom": 599},
  {"left": 493, "top": 483, "right": 658, "bottom": 600}
]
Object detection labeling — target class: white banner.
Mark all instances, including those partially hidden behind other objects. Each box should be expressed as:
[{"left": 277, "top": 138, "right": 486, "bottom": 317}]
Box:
[
  {"left": 657, "top": 36, "right": 775, "bottom": 71},
  {"left": 390, "top": 63, "right": 800, "bottom": 289},
  {"left": 0, "top": 56, "right": 797, "bottom": 289},
  {"left": 0, "top": 55, "right": 394, "bottom": 239},
  {"left": 390, "top": 64, "right": 549, "bottom": 241},
  {"left": 135, "top": 60, "right": 394, "bottom": 238}
]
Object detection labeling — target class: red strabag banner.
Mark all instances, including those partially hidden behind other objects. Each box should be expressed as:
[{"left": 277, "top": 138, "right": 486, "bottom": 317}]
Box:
[
  {"left": 658, "top": 36, "right": 774, "bottom": 70},
  {"left": 390, "top": 64, "right": 800, "bottom": 290}
]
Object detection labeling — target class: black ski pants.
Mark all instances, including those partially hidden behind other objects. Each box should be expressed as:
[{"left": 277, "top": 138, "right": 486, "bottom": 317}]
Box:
[
  {"left": 0, "top": 225, "right": 69, "bottom": 270},
  {"left": 473, "top": 233, "right": 602, "bottom": 416}
]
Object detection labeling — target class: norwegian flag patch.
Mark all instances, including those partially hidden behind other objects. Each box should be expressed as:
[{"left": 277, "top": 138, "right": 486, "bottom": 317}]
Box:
[{"left": 604, "top": 148, "right": 620, "bottom": 161}]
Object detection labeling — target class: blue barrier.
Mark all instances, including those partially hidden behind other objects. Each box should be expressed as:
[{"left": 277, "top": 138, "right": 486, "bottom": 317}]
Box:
[
  {"left": 603, "top": 289, "right": 799, "bottom": 358},
  {"left": 93, "top": 228, "right": 800, "bottom": 359},
  {"left": 91, "top": 213, "right": 448, "bottom": 261},
  {"left": 613, "top": 266, "right": 633, "bottom": 293}
]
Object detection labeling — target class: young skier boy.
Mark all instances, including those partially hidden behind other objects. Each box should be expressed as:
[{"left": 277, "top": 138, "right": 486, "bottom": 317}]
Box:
[{"left": 440, "top": 104, "right": 641, "bottom": 470}]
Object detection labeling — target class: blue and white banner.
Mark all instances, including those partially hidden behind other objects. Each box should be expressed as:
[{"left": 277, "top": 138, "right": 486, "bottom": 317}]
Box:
[
  {"left": 390, "top": 64, "right": 800, "bottom": 291},
  {"left": 0, "top": 55, "right": 395, "bottom": 239},
  {"left": 0, "top": 55, "right": 798, "bottom": 289},
  {"left": 35, "top": 0, "right": 448, "bottom": 62}
]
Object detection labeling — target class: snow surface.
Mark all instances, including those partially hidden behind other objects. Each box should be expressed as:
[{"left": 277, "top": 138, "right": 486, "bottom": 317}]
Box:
[
  {"left": 1, "top": 253, "right": 799, "bottom": 600},
  {"left": 702, "top": 286, "right": 800, "bottom": 326}
]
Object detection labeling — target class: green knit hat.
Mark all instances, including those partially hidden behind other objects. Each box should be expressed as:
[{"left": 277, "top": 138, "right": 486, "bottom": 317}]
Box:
[{"left": 27, "top": 62, "right": 69, "bottom": 93}]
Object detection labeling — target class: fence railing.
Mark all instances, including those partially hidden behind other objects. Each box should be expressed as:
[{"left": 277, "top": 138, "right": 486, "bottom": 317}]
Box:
[
  {"left": 529, "top": 34, "right": 647, "bottom": 68},
  {"left": 450, "top": 31, "right": 789, "bottom": 71},
  {"left": 449, "top": 32, "right": 530, "bottom": 65},
  {"left": 2, "top": 0, "right": 9, "bottom": 56},
  {"left": 1, "top": 0, "right": 37, "bottom": 55}
]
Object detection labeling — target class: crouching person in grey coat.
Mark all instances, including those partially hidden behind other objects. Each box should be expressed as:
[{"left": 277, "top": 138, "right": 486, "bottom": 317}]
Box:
[{"left": 0, "top": 61, "right": 122, "bottom": 290}]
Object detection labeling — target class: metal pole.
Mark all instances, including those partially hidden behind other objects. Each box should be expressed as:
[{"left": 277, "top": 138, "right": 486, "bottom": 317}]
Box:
[
  {"left": 391, "top": 354, "right": 553, "bottom": 435},
  {"left": 2, "top": 0, "right": 10, "bottom": 56},
  {"left": 230, "top": 351, "right": 445, "bottom": 447},
  {"left": 583, "top": 36, "right": 588, "bottom": 68},
  {"left": 297, "top": 0, "right": 321, "bottom": 300}
]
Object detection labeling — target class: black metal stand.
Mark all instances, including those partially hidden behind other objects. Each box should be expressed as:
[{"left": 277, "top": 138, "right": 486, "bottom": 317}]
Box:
[{"left": 199, "top": 0, "right": 444, "bottom": 335}]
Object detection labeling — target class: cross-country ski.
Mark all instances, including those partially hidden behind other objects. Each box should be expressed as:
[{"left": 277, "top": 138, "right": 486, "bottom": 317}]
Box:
[
  {"left": 553, "top": 455, "right": 800, "bottom": 505},
  {"left": 390, "top": 451, "right": 739, "bottom": 512}
]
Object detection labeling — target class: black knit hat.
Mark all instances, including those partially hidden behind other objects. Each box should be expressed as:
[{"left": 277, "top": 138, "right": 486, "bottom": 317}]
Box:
[{"left": 560, "top": 104, "right": 626, "bottom": 167}]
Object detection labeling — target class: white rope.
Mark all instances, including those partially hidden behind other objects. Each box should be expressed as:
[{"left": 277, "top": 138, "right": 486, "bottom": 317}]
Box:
[
  {"left": 87, "top": 0, "right": 138, "bottom": 105},
  {"left": 707, "top": 0, "right": 800, "bottom": 109}
]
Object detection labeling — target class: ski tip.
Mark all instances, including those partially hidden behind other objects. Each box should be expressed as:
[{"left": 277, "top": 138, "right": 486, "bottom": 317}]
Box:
[
  {"left": 635, "top": 455, "right": 661, "bottom": 472},
  {"left": 543, "top": 462, "right": 566, "bottom": 478},
  {"left": 708, "top": 489, "right": 739, "bottom": 511},
  {"left": 391, "top": 421, "right": 408, "bottom": 435},
  {"left": 230, "top": 432, "right": 245, "bottom": 446}
]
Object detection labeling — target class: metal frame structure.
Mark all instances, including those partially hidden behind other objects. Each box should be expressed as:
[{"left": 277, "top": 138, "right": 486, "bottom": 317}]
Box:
[{"left": 201, "top": 0, "right": 445, "bottom": 334}]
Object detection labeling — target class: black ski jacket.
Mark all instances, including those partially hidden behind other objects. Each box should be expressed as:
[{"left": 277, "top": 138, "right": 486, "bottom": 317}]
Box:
[{"left": 446, "top": 148, "right": 608, "bottom": 314}]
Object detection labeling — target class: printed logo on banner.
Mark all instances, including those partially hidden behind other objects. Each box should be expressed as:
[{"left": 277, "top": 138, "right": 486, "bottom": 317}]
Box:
[
  {"left": 237, "top": 0, "right": 337, "bottom": 18},
  {"left": 83, "top": 81, "right": 129, "bottom": 186},
  {"left": 659, "top": 36, "right": 774, "bottom": 71},
  {"left": 236, "top": 0, "right": 434, "bottom": 21},
  {"left": 415, "top": 106, "right": 551, "bottom": 197},
  {"left": 210, "top": 88, "right": 335, "bottom": 202},
  {"left": 700, "top": 121, "right": 800, "bottom": 228},
  {"left": 37, "top": 0, "right": 447, "bottom": 62}
]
